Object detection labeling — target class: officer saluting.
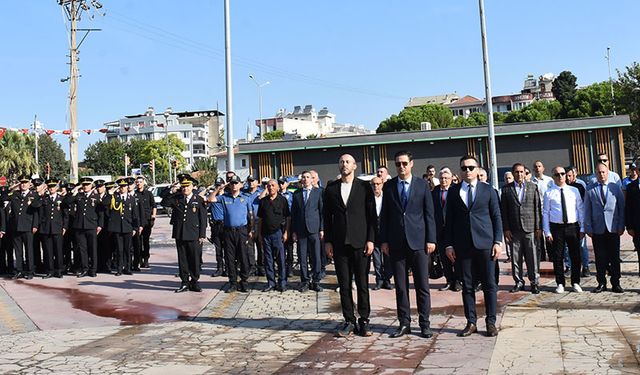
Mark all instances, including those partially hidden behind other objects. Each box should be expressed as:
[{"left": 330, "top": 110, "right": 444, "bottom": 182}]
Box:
[
  {"left": 9, "top": 175, "right": 44, "bottom": 279},
  {"left": 105, "top": 178, "right": 141, "bottom": 276},
  {"left": 161, "top": 174, "right": 208, "bottom": 293},
  {"left": 63, "top": 177, "right": 104, "bottom": 277},
  {"left": 39, "top": 179, "right": 68, "bottom": 278}
]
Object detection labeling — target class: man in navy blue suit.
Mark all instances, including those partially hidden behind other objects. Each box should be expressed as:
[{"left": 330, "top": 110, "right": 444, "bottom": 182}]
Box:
[
  {"left": 445, "top": 155, "right": 503, "bottom": 337},
  {"left": 291, "top": 171, "right": 324, "bottom": 293},
  {"left": 380, "top": 150, "right": 437, "bottom": 338}
]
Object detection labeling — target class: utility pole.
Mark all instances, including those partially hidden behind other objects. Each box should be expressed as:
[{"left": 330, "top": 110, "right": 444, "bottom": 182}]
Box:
[
  {"left": 606, "top": 47, "right": 617, "bottom": 116},
  {"left": 59, "top": 0, "right": 103, "bottom": 182},
  {"left": 224, "top": 0, "right": 235, "bottom": 171}
]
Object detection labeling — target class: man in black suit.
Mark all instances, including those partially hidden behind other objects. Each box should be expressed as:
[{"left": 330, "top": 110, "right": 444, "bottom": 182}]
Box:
[
  {"left": 9, "top": 176, "right": 44, "bottom": 279},
  {"left": 105, "top": 178, "right": 141, "bottom": 276},
  {"left": 291, "top": 171, "right": 324, "bottom": 292},
  {"left": 445, "top": 155, "right": 503, "bottom": 337},
  {"left": 500, "top": 163, "right": 542, "bottom": 294},
  {"left": 432, "top": 167, "right": 460, "bottom": 291},
  {"left": 380, "top": 150, "right": 437, "bottom": 338},
  {"left": 39, "top": 179, "right": 68, "bottom": 278},
  {"left": 323, "top": 154, "right": 376, "bottom": 338}
]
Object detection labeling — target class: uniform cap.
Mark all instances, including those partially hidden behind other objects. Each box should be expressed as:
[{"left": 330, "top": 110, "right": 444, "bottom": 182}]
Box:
[
  {"left": 116, "top": 178, "right": 129, "bottom": 187},
  {"left": 79, "top": 177, "right": 94, "bottom": 185},
  {"left": 45, "top": 178, "right": 60, "bottom": 187},
  {"left": 94, "top": 179, "right": 105, "bottom": 187},
  {"left": 18, "top": 175, "right": 30, "bottom": 183},
  {"left": 31, "top": 178, "right": 44, "bottom": 186},
  {"left": 229, "top": 175, "right": 242, "bottom": 184}
]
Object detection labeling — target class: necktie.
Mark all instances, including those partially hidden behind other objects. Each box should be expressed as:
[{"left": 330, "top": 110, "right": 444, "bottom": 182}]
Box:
[
  {"left": 441, "top": 189, "right": 446, "bottom": 207},
  {"left": 303, "top": 189, "right": 309, "bottom": 204},
  {"left": 467, "top": 183, "right": 473, "bottom": 208},
  {"left": 560, "top": 188, "right": 568, "bottom": 224},
  {"left": 401, "top": 181, "right": 408, "bottom": 210},
  {"left": 519, "top": 183, "right": 524, "bottom": 202},
  {"left": 599, "top": 184, "right": 606, "bottom": 204}
]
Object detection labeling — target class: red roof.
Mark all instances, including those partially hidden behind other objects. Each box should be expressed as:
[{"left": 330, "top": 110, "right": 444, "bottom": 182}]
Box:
[{"left": 448, "top": 95, "right": 484, "bottom": 107}]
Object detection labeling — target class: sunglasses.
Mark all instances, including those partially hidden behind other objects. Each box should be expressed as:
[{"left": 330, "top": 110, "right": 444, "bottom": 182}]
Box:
[
  {"left": 461, "top": 166, "right": 476, "bottom": 172},
  {"left": 395, "top": 161, "right": 409, "bottom": 167},
  {"left": 553, "top": 172, "right": 566, "bottom": 177},
  {"left": 229, "top": 181, "right": 240, "bottom": 185},
  {"left": 598, "top": 159, "right": 608, "bottom": 162}
]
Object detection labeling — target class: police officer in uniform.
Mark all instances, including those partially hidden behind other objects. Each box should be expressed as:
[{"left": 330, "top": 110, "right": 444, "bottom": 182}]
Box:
[
  {"left": 64, "top": 177, "right": 103, "bottom": 277},
  {"left": 9, "top": 175, "right": 44, "bottom": 279},
  {"left": 162, "top": 175, "right": 208, "bottom": 293},
  {"left": 209, "top": 175, "right": 254, "bottom": 293},
  {"left": 62, "top": 182, "right": 77, "bottom": 274},
  {"left": 31, "top": 177, "right": 45, "bottom": 273},
  {"left": 39, "top": 179, "right": 68, "bottom": 278},
  {"left": 0, "top": 186, "right": 13, "bottom": 276},
  {"left": 134, "top": 176, "right": 156, "bottom": 269},
  {"left": 106, "top": 178, "right": 141, "bottom": 276},
  {"left": 94, "top": 180, "right": 112, "bottom": 273},
  {"left": 209, "top": 177, "right": 226, "bottom": 277}
]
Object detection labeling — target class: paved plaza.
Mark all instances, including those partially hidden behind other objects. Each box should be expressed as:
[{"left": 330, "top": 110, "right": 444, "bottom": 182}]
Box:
[{"left": 0, "top": 217, "right": 638, "bottom": 374}]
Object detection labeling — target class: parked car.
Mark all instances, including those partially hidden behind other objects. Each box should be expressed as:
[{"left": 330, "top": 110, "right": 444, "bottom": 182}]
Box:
[{"left": 151, "top": 183, "right": 172, "bottom": 215}]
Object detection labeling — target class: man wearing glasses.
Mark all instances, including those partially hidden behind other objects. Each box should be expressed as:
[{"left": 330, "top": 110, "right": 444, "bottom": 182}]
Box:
[
  {"left": 588, "top": 153, "right": 621, "bottom": 187},
  {"left": 444, "top": 155, "right": 503, "bottom": 338},
  {"left": 543, "top": 167, "right": 585, "bottom": 294}
]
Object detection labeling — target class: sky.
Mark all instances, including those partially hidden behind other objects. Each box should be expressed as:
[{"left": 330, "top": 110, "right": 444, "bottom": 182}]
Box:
[{"left": 1, "top": 1, "right": 639, "bottom": 160}]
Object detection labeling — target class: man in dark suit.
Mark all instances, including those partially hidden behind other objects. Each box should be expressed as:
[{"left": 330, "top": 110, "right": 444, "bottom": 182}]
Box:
[
  {"left": 445, "top": 155, "right": 503, "bottom": 338},
  {"left": 291, "top": 171, "right": 324, "bottom": 292},
  {"left": 500, "top": 163, "right": 542, "bottom": 294},
  {"left": 324, "top": 154, "right": 376, "bottom": 338},
  {"left": 380, "top": 150, "right": 437, "bottom": 338},
  {"left": 39, "top": 179, "right": 68, "bottom": 278},
  {"left": 9, "top": 176, "right": 44, "bottom": 279},
  {"left": 432, "top": 167, "right": 460, "bottom": 291},
  {"left": 105, "top": 178, "right": 141, "bottom": 276},
  {"left": 161, "top": 175, "right": 208, "bottom": 293},
  {"left": 625, "top": 171, "right": 640, "bottom": 277},
  {"left": 585, "top": 163, "right": 625, "bottom": 293}
]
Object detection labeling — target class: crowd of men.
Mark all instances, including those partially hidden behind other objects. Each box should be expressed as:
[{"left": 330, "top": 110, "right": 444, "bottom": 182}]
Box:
[
  {"left": 2, "top": 149, "right": 639, "bottom": 339},
  {"left": 0, "top": 175, "right": 156, "bottom": 279}
]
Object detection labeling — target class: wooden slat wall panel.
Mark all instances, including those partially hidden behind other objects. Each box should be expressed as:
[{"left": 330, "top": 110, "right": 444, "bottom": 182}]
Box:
[
  {"left": 258, "top": 153, "right": 271, "bottom": 179},
  {"left": 378, "top": 145, "right": 387, "bottom": 168},
  {"left": 617, "top": 128, "right": 626, "bottom": 175},
  {"left": 280, "top": 151, "right": 293, "bottom": 176},
  {"left": 466, "top": 139, "right": 477, "bottom": 159},
  {"left": 362, "top": 146, "right": 370, "bottom": 174},
  {"left": 571, "top": 131, "right": 590, "bottom": 175},
  {"left": 595, "top": 129, "right": 613, "bottom": 166}
]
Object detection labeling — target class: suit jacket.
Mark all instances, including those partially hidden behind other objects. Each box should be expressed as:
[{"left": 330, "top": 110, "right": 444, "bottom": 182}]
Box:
[
  {"left": 432, "top": 185, "right": 450, "bottom": 242},
  {"left": 584, "top": 182, "right": 625, "bottom": 235},
  {"left": 444, "top": 181, "right": 503, "bottom": 251},
  {"left": 323, "top": 177, "right": 376, "bottom": 249},
  {"left": 0, "top": 202, "right": 5, "bottom": 234},
  {"left": 291, "top": 187, "right": 323, "bottom": 236},
  {"left": 8, "top": 191, "right": 42, "bottom": 232},
  {"left": 135, "top": 189, "right": 154, "bottom": 227},
  {"left": 64, "top": 192, "right": 104, "bottom": 230},
  {"left": 380, "top": 176, "right": 436, "bottom": 251},
  {"left": 39, "top": 193, "right": 68, "bottom": 235},
  {"left": 500, "top": 181, "right": 541, "bottom": 234},
  {"left": 105, "top": 193, "right": 140, "bottom": 234},
  {"left": 161, "top": 192, "right": 207, "bottom": 241},
  {"left": 626, "top": 179, "right": 640, "bottom": 232}
]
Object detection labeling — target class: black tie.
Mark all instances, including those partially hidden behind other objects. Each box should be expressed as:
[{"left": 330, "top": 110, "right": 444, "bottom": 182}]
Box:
[
  {"left": 401, "top": 181, "right": 408, "bottom": 210},
  {"left": 467, "top": 183, "right": 473, "bottom": 208},
  {"left": 599, "top": 184, "right": 606, "bottom": 204},
  {"left": 560, "top": 188, "right": 568, "bottom": 224}
]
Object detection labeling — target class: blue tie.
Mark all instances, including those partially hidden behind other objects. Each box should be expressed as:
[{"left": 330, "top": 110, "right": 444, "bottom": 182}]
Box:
[
  {"left": 401, "top": 181, "right": 408, "bottom": 210},
  {"left": 303, "top": 189, "right": 309, "bottom": 204}
]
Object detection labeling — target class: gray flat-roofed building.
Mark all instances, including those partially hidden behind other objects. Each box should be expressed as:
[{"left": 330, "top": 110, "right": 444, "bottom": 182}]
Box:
[{"left": 239, "top": 115, "right": 631, "bottom": 185}]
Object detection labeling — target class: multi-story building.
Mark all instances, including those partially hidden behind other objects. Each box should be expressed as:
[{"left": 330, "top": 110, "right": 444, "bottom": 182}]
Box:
[
  {"left": 105, "top": 107, "right": 224, "bottom": 167},
  {"left": 254, "top": 105, "right": 373, "bottom": 140}
]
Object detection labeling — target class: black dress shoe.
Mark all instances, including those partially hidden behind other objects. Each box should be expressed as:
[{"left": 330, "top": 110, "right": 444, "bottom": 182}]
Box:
[
  {"left": 510, "top": 283, "right": 524, "bottom": 293},
  {"left": 311, "top": 283, "right": 323, "bottom": 292},
  {"left": 189, "top": 282, "right": 202, "bottom": 292},
  {"left": 359, "top": 320, "right": 372, "bottom": 337},
  {"left": 175, "top": 284, "right": 189, "bottom": 293},
  {"left": 11, "top": 272, "right": 24, "bottom": 280},
  {"left": 457, "top": 323, "right": 477, "bottom": 337},
  {"left": 390, "top": 325, "right": 411, "bottom": 338},
  {"left": 211, "top": 269, "right": 224, "bottom": 277},
  {"left": 382, "top": 281, "right": 393, "bottom": 290},
  {"left": 581, "top": 267, "right": 590, "bottom": 278},
  {"left": 77, "top": 271, "right": 88, "bottom": 278},
  {"left": 372, "top": 282, "right": 382, "bottom": 291},
  {"left": 42, "top": 274, "right": 53, "bottom": 279},
  {"left": 451, "top": 282, "right": 462, "bottom": 292},
  {"left": 439, "top": 283, "right": 452, "bottom": 291},
  {"left": 277, "top": 285, "right": 287, "bottom": 293},
  {"left": 123, "top": 270, "right": 133, "bottom": 275},
  {"left": 611, "top": 285, "right": 624, "bottom": 293},
  {"left": 24, "top": 274, "right": 33, "bottom": 280},
  {"left": 262, "top": 285, "right": 276, "bottom": 292},
  {"left": 420, "top": 325, "right": 433, "bottom": 338},
  {"left": 592, "top": 284, "right": 607, "bottom": 293},
  {"left": 88, "top": 272, "right": 97, "bottom": 277},
  {"left": 531, "top": 284, "right": 540, "bottom": 294},
  {"left": 475, "top": 283, "right": 483, "bottom": 292},
  {"left": 238, "top": 282, "right": 248, "bottom": 293},
  {"left": 226, "top": 284, "right": 237, "bottom": 293},
  {"left": 115, "top": 272, "right": 122, "bottom": 276},
  {"left": 336, "top": 321, "right": 356, "bottom": 337},
  {"left": 131, "top": 267, "right": 141, "bottom": 272},
  {"left": 486, "top": 324, "right": 499, "bottom": 337},
  {"left": 299, "top": 283, "right": 309, "bottom": 293}
]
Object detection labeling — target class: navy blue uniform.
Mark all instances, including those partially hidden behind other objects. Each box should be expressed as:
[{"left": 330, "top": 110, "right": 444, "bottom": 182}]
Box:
[
  {"left": 106, "top": 193, "right": 140, "bottom": 274},
  {"left": 8, "top": 191, "right": 42, "bottom": 277},
  {"left": 64, "top": 192, "right": 104, "bottom": 275},
  {"left": 39, "top": 193, "right": 68, "bottom": 276}
]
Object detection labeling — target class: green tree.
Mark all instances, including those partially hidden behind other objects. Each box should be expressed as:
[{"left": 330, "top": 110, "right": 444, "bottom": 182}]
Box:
[
  {"left": 192, "top": 157, "right": 218, "bottom": 187},
  {"left": 615, "top": 62, "right": 640, "bottom": 155},
  {"left": 552, "top": 70, "right": 578, "bottom": 117},
  {"left": 493, "top": 112, "right": 507, "bottom": 124},
  {"left": 469, "top": 112, "right": 488, "bottom": 126},
  {"left": 504, "top": 100, "right": 562, "bottom": 123},
  {"left": 36, "top": 134, "right": 69, "bottom": 179},
  {"left": 377, "top": 104, "right": 454, "bottom": 132},
  {"left": 83, "top": 140, "right": 127, "bottom": 177},
  {"left": 566, "top": 81, "right": 615, "bottom": 118},
  {"left": 0, "top": 131, "right": 37, "bottom": 179},
  {"left": 264, "top": 130, "right": 285, "bottom": 140}
]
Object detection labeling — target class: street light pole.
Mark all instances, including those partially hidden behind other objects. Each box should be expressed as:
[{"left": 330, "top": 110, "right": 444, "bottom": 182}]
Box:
[
  {"left": 478, "top": 0, "right": 499, "bottom": 190},
  {"left": 249, "top": 75, "right": 270, "bottom": 141},
  {"left": 164, "top": 107, "right": 173, "bottom": 183},
  {"left": 223, "top": 0, "right": 235, "bottom": 171}
]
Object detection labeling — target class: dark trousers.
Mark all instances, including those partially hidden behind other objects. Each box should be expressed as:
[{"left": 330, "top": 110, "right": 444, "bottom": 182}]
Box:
[
  {"left": 141, "top": 220, "right": 153, "bottom": 259},
  {"left": 550, "top": 223, "right": 581, "bottom": 286},
  {"left": 41, "top": 233, "right": 64, "bottom": 275},
  {"left": 33, "top": 233, "right": 43, "bottom": 272},
  {"left": 633, "top": 235, "right": 640, "bottom": 276},
  {"left": 334, "top": 244, "right": 370, "bottom": 324},
  {"left": 132, "top": 232, "right": 142, "bottom": 269},
  {"left": 211, "top": 221, "right": 225, "bottom": 272},
  {"left": 63, "top": 229, "right": 75, "bottom": 271},
  {"left": 113, "top": 232, "right": 131, "bottom": 272},
  {"left": 457, "top": 247, "right": 497, "bottom": 325},
  {"left": 285, "top": 238, "right": 294, "bottom": 274},
  {"left": 262, "top": 230, "right": 287, "bottom": 288},
  {"left": 247, "top": 225, "right": 257, "bottom": 272},
  {"left": 391, "top": 243, "right": 431, "bottom": 328},
  {"left": 298, "top": 232, "right": 321, "bottom": 284},
  {"left": 0, "top": 235, "right": 14, "bottom": 274},
  {"left": 97, "top": 230, "right": 111, "bottom": 272},
  {"left": 437, "top": 241, "right": 459, "bottom": 285},
  {"left": 224, "top": 227, "right": 250, "bottom": 284},
  {"left": 592, "top": 231, "right": 621, "bottom": 286},
  {"left": 13, "top": 231, "right": 34, "bottom": 274},
  {"left": 372, "top": 246, "right": 392, "bottom": 284},
  {"left": 74, "top": 229, "right": 98, "bottom": 273},
  {"left": 176, "top": 239, "right": 201, "bottom": 284},
  {"left": 510, "top": 230, "right": 539, "bottom": 285}
]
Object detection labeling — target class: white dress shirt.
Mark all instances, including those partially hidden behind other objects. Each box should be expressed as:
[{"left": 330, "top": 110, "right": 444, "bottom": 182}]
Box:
[
  {"left": 515, "top": 182, "right": 525, "bottom": 202},
  {"left": 542, "top": 184, "right": 584, "bottom": 236},
  {"left": 459, "top": 180, "right": 477, "bottom": 208},
  {"left": 340, "top": 181, "right": 352, "bottom": 206},
  {"left": 374, "top": 193, "right": 383, "bottom": 217},
  {"left": 397, "top": 175, "right": 412, "bottom": 198}
]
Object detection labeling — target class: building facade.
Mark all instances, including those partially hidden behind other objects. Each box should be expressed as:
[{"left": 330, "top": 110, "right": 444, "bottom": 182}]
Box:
[{"left": 105, "top": 107, "right": 224, "bottom": 167}]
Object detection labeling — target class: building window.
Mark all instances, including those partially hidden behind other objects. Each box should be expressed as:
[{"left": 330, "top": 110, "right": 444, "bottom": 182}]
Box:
[
  {"left": 241, "top": 159, "right": 247, "bottom": 168},
  {"left": 183, "top": 132, "right": 189, "bottom": 138}
]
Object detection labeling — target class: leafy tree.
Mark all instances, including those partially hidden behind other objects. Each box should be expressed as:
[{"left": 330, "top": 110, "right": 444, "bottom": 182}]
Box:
[
  {"left": 469, "top": 112, "right": 488, "bottom": 126},
  {"left": 36, "top": 134, "right": 69, "bottom": 179},
  {"left": 83, "top": 139, "right": 127, "bottom": 177},
  {"left": 306, "top": 134, "right": 318, "bottom": 139},
  {"left": 566, "top": 81, "right": 614, "bottom": 118},
  {"left": 615, "top": 62, "right": 640, "bottom": 155},
  {"left": 264, "top": 130, "right": 285, "bottom": 140},
  {"left": 192, "top": 157, "right": 218, "bottom": 187},
  {"left": 0, "top": 131, "right": 37, "bottom": 180},
  {"left": 493, "top": 112, "right": 507, "bottom": 124},
  {"left": 377, "top": 104, "right": 454, "bottom": 132},
  {"left": 504, "top": 100, "right": 562, "bottom": 123},
  {"left": 552, "top": 71, "right": 578, "bottom": 117}
]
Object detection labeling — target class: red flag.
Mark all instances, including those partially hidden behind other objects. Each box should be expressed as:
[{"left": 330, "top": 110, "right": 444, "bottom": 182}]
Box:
[
  {"left": 99, "top": 128, "right": 108, "bottom": 133},
  {"left": 46, "top": 130, "right": 56, "bottom": 136},
  {"left": 156, "top": 123, "right": 165, "bottom": 128},
  {"left": 62, "top": 129, "right": 71, "bottom": 135},
  {"left": 0, "top": 127, "right": 5, "bottom": 140},
  {"left": 20, "top": 129, "right": 29, "bottom": 134},
  {"left": 84, "top": 129, "right": 92, "bottom": 135}
]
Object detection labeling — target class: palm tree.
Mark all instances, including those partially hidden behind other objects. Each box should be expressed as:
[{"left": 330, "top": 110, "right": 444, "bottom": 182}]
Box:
[{"left": 0, "top": 130, "right": 37, "bottom": 179}]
